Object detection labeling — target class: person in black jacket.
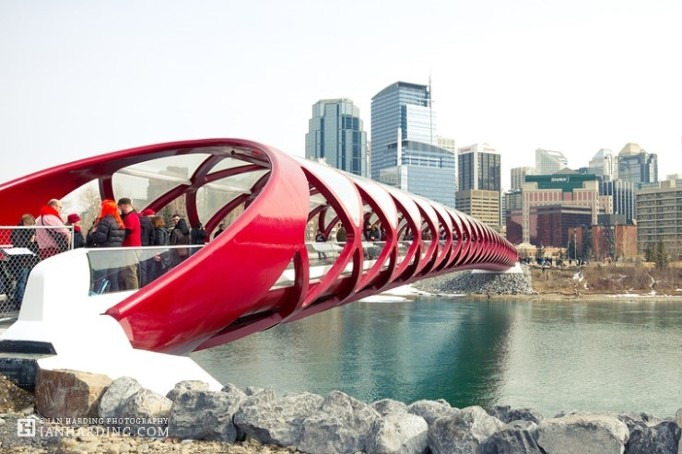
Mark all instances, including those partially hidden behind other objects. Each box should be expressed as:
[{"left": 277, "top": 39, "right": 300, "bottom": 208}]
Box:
[
  {"left": 190, "top": 222, "right": 207, "bottom": 255},
  {"left": 138, "top": 208, "right": 156, "bottom": 286},
  {"left": 170, "top": 214, "right": 190, "bottom": 266},
  {"left": 151, "top": 215, "right": 170, "bottom": 280},
  {"left": 88, "top": 200, "right": 126, "bottom": 292},
  {"left": 9, "top": 214, "right": 40, "bottom": 308}
]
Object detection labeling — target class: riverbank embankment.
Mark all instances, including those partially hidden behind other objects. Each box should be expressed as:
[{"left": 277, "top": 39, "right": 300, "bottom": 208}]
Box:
[{"left": 1, "top": 370, "right": 681, "bottom": 454}]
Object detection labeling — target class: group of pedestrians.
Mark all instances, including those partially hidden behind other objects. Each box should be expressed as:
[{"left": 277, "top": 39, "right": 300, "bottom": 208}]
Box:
[{"left": 7, "top": 197, "right": 212, "bottom": 306}]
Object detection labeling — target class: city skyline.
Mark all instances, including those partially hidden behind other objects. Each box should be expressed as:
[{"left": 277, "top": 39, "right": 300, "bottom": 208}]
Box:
[{"left": 1, "top": 1, "right": 681, "bottom": 191}]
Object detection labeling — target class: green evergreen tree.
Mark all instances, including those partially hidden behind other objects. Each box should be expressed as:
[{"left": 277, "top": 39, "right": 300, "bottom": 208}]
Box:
[{"left": 655, "top": 240, "right": 668, "bottom": 269}]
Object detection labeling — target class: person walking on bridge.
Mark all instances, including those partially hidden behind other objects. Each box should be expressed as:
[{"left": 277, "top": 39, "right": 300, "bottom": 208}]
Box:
[{"left": 117, "top": 198, "right": 141, "bottom": 290}]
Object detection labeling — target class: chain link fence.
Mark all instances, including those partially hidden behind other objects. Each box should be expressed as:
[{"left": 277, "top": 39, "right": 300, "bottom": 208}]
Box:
[{"left": 0, "top": 225, "right": 74, "bottom": 318}]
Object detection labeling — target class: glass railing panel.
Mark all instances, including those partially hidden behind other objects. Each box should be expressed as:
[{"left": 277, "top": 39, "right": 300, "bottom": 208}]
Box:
[{"left": 87, "top": 245, "right": 204, "bottom": 295}]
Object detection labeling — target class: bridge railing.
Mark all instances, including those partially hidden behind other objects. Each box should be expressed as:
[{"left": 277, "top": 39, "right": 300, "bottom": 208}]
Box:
[{"left": 0, "top": 225, "right": 74, "bottom": 316}]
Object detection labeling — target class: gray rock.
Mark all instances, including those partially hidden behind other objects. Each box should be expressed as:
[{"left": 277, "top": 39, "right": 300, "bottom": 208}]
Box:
[
  {"left": 168, "top": 389, "right": 246, "bottom": 442},
  {"left": 427, "top": 405, "right": 505, "bottom": 454},
  {"left": 366, "top": 412, "right": 428, "bottom": 454},
  {"left": 117, "top": 389, "right": 172, "bottom": 434},
  {"left": 299, "top": 390, "right": 381, "bottom": 454},
  {"left": 221, "top": 383, "right": 247, "bottom": 398},
  {"left": 244, "top": 386, "right": 265, "bottom": 396},
  {"left": 487, "top": 405, "right": 543, "bottom": 424},
  {"left": 166, "top": 380, "right": 209, "bottom": 402},
  {"left": 536, "top": 412, "right": 629, "bottom": 454},
  {"left": 618, "top": 412, "right": 664, "bottom": 432},
  {"left": 676, "top": 408, "right": 682, "bottom": 428},
  {"left": 479, "top": 420, "right": 542, "bottom": 454},
  {"left": 371, "top": 399, "right": 408, "bottom": 416},
  {"left": 234, "top": 392, "right": 323, "bottom": 447},
  {"left": 626, "top": 421, "right": 680, "bottom": 454},
  {"left": 407, "top": 400, "right": 458, "bottom": 425},
  {"left": 98, "top": 376, "right": 143, "bottom": 419}
]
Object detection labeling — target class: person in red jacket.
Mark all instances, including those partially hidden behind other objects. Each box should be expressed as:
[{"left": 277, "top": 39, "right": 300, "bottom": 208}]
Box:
[{"left": 117, "top": 197, "right": 141, "bottom": 290}]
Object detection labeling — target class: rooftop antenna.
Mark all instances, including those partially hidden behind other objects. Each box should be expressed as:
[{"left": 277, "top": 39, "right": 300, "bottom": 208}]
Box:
[{"left": 429, "top": 73, "right": 434, "bottom": 145}]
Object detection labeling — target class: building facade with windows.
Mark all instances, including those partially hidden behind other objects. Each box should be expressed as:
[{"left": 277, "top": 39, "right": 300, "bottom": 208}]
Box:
[
  {"left": 305, "top": 99, "right": 368, "bottom": 177},
  {"left": 506, "top": 173, "right": 612, "bottom": 246},
  {"left": 371, "top": 81, "right": 455, "bottom": 207},
  {"left": 535, "top": 149, "right": 568, "bottom": 175},
  {"left": 617, "top": 143, "right": 658, "bottom": 188},
  {"left": 455, "top": 143, "right": 501, "bottom": 228},
  {"left": 636, "top": 178, "right": 682, "bottom": 258}
]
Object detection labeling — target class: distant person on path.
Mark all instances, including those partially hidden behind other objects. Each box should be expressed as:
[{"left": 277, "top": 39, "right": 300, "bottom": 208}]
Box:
[
  {"left": 66, "top": 213, "right": 85, "bottom": 248},
  {"left": 170, "top": 214, "right": 190, "bottom": 265},
  {"left": 36, "top": 199, "right": 71, "bottom": 259},
  {"left": 213, "top": 222, "right": 226, "bottom": 240},
  {"left": 10, "top": 214, "right": 40, "bottom": 307},
  {"left": 117, "top": 198, "right": 141, "bottom": 290},
  {"left": 88, "top": 199, "right": 126, "bottom": 292}
]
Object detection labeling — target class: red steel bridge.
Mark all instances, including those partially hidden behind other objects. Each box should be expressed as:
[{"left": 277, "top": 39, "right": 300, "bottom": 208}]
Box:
[{"left": 0, "top": 139, "right": 517, "bottom": 355}]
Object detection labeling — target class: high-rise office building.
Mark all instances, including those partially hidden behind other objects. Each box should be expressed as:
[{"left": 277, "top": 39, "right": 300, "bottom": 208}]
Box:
[
  {"left": 370, "top": 82, "right": 455, "bottom": 207},
  {"left": 457, "top": 143, "right": 501, "bottom": 192},
  {"left": 600, "top": 180, "right": 636, "bottom": 223},
  {"left": 535, "top": 149, "right": 568, "bottom": 175},
  {"left": 636, "top": 177, "right": 682, "bottom": 257},
  {"left": 617, "top": 143, "right": 658, "bottom": 188},
  {"left": 588, "top": 149, "right": 617, "bottom": 181},
  {"left": 455, "top": 143, "right": 501, "bottom": 228},
  {"left": 305, "top": 99, "right": 368, "bottom": 177},
  {"left": 511, "top": 166, "right": 535, "bottom": 191}
]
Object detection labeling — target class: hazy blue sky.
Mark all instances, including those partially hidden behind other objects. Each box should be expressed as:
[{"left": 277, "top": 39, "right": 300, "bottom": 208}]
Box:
[{"left": 1, "top": 0, "right": 680, "bottom": 188}]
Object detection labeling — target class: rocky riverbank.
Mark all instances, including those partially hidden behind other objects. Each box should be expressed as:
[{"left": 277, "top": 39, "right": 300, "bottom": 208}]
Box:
[
  {"left": 413, "top": 266, "right": 535, "bottom": 296},
  {"left": 1, "top": 370, "right": 681, "bottom": 453}
]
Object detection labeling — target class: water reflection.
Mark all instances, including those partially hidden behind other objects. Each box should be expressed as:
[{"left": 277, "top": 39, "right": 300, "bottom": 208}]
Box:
[{"left": 192, "top": 298, "right": 682, "bottom": 417}]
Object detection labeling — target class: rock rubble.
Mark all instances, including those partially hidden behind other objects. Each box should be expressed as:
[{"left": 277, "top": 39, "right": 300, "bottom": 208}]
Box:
[
  {"left": 414, "top": 265, "right": 534, "bottom": 295},
  {"left": 2, "top": 369, "right": 682, "bottom": 453}
]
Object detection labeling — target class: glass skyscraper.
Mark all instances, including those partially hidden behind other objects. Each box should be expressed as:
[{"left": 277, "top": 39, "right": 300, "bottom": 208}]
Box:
[
  {"left": 617, "top": 143, "right": 658, "bottom": 188},
  {"left": 370, "top": 81, "right": 455, "bottom": 207},
  {"left": 305, "top": 99, "right": 368, "bottom": 177}
]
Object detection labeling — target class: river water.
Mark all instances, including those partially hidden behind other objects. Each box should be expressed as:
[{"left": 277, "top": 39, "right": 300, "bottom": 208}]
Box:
[{"left": 192, "top": 296, "right": 682, "bottom": 417}]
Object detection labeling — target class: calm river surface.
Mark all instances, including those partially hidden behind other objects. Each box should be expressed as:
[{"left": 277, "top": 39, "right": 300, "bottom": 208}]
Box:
[{"left": 192, "top": 297, "right": 682, "bottom": 417}]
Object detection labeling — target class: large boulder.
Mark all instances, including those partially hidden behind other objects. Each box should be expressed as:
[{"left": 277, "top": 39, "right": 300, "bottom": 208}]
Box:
[
  {"left": 618, "top": 412, "right": 664, "bottom": 432},
  {"left": 234, "top": 392, "right": 323, "bottom": 447},
  {"left": 117, "top": 388, "right": 172, "bottom": 434},
  {"left": 535, "top": 412, "right": 629, "bottom": 454},
  {"left": 371, "top": 399, "right": 408, "bottom": 417},
  {"left": 98, "top": 376, "right": 144, "bottom": 419},
  {"left": 427, "top": 405, "right": 505, "bottom": 454},
  {"left": 487, "top": 405, "right": 543, "bottom": 424},
  {"left": 366, "top": 411, "right": 428, "bottom": 454},
  {"left": 299, "top": 390, "right": 381, "bottom": 454},
  {"left": 479, "top": 420, "right": 543, "bottom": 454},
  {"left": 168, "top": 388, "right": 246, "bottom": 442},
  {"left": 625, "top": 421, "right": 680, "bottom": 454},
  {"left": 407, "top": 400, "right": 459, "bottom": 426},
  {"left": 35, "top": 368, "right": 112, "bottom": 419},
  {"left": 166, "top": 380, "right": 209, "bottom": 401}
]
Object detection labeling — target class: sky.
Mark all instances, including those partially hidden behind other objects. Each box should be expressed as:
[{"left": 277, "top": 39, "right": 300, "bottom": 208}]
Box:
[{"left": 1, "top": 0, "right": 681, "bottom": 190}]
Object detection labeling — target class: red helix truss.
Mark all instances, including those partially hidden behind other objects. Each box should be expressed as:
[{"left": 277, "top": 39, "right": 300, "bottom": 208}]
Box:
[{"left": 0, "top": 139, "right": 517, "bottom": 354}]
